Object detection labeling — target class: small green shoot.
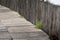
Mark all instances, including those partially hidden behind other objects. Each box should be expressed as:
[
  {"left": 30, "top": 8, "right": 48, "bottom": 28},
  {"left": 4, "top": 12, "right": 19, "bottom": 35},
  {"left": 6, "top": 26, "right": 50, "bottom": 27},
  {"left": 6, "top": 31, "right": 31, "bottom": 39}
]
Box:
[{"left": 35, "top": 21, "right": 43, "bottom": 29}]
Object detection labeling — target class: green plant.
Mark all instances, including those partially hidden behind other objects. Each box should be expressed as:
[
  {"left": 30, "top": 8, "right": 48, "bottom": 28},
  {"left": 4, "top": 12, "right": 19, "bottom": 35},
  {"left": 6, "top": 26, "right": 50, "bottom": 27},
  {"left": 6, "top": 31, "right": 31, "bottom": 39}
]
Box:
[{"left": 35, "top": 21, "right": 43, "bottom": 29}]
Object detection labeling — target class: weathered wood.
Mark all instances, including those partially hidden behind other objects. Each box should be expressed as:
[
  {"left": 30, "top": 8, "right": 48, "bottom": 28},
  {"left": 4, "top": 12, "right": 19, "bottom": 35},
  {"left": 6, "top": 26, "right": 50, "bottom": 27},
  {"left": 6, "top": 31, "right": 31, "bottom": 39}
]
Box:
[{"left": 0, "top": 0, "right": 60, "bottom": 40}]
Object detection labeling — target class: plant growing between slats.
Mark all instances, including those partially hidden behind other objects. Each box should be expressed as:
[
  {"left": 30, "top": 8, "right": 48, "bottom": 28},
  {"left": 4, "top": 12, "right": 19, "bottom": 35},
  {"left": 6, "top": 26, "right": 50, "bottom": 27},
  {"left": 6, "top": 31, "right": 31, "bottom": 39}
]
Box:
[{"left": 35, "top": 21, "right": 43, "bottom": 29}]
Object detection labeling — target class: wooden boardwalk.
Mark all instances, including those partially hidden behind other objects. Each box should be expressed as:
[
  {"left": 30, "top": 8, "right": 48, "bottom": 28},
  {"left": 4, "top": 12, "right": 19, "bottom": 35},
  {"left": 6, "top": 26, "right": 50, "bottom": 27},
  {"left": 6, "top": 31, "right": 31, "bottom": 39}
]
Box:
[{"left": 0, "top": 5, "right": 49, "bottom": 40}]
